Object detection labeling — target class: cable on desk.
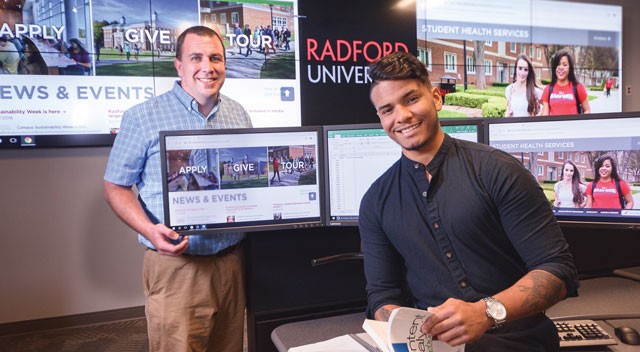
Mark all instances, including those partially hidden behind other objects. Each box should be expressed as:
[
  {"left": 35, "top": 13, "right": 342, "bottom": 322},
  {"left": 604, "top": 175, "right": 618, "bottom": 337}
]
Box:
[{"left": 311, "top": 252, "right": 364, "bottom": 266}]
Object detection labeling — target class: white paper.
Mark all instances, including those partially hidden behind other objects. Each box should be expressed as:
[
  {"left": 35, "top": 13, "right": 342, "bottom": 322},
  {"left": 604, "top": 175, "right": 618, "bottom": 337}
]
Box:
[
  {"left": 288, "top": 334, "right": 369, "bottom": 352},
  {"left": 362, "top": 307, "right": 465, "bottom": 352}
]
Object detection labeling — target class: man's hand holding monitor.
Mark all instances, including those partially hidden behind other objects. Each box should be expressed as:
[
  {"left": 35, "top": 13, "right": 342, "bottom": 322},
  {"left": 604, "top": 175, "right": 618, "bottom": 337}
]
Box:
[{"left": 159, "top": 126, "right": 324, "bottom": 235}]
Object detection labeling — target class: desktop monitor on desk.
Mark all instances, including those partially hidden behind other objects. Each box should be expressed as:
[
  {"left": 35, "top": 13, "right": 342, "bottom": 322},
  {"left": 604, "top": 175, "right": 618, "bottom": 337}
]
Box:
[
  {"left": 159, "top": 126, "right": 324, "bottom": 235},
  {"left": 485, "top": 112, "right": 640, "bottom": 229},
  {"left": 323, "top": 119, "right": 483, "bottom": 227}
]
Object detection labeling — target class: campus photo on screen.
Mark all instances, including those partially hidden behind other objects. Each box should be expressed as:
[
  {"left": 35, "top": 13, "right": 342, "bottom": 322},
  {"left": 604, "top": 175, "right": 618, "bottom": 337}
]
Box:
[
  {"left": 488, "top": 116, "right": 640, "bottom": 221},
  {"left": 162, "top": 129, "right": 321, "bottom": 233},
  {"left": 416, "top": 0, "right": 622, "bottom": 119},
  {"left": 0, "top": 0, "right": 301, "bottom": 148},
  {"left": 201, "top": 1, "right": 296, "bottom": 80}
]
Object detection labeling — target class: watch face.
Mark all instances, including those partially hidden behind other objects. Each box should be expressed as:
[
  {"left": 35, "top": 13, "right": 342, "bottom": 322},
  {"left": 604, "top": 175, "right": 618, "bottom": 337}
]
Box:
[{"left": 489, "top": 301, "right": 507, "bottom": 320}]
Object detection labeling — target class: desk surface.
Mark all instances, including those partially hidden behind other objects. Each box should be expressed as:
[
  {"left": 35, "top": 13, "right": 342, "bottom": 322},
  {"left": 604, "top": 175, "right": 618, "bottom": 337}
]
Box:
[
  {"left": 272, "top": 276, "right": 640, "bottom": 351},
  {"left": 546, "top": 276, "right": 640, "bottom": 319},
  {"left": 271, "top": 312, "right": 366, "bottom": 352}
]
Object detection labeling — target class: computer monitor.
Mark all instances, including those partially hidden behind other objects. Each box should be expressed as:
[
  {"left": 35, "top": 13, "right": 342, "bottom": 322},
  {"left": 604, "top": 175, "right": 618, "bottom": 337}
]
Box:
[
  {"left": 486, "top": 113, "right": 640, "bottom": 229},
  {"left": 324, "top": 118, "right": 483, "bottom": 226},
  {"left": 159, "top": 126, "right": 324, "bottom": 234}
]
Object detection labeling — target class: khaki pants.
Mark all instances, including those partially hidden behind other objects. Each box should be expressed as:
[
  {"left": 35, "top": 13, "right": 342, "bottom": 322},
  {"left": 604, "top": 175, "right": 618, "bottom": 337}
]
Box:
[{"left": 143, "top": 246, "right": 245, "bottom": 352}]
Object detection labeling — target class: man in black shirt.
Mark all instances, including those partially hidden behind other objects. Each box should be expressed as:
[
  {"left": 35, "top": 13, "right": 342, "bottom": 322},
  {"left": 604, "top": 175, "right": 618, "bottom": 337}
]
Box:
[{"left": 359, "top": 51, "right": 579, "bottom": 351}]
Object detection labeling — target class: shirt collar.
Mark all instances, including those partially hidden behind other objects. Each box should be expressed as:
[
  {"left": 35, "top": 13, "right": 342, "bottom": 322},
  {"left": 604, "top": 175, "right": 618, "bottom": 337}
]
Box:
[
  {"left": 172, "top": 81, "right": 221, "bottom": 119},
  {"left": 400, "top": 133, "right": 453, "bottom": 175}
]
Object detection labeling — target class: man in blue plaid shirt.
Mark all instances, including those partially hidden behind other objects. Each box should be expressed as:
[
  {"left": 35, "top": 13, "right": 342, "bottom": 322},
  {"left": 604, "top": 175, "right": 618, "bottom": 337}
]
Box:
[{"left": 104, "top": 26, "right": 252, "bottom": 352}]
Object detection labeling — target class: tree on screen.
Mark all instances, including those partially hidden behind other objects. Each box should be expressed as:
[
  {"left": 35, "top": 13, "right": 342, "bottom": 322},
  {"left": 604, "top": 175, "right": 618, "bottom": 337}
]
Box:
[
  {"left": 473, "top": 41, "right": 486, "bottom": 90},
  {"left": 578, "top": 46, "right": 619, "bottom": 85}
]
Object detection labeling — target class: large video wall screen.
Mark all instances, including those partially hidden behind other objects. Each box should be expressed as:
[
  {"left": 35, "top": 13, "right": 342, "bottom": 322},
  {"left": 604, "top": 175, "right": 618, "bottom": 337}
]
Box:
[
  {"left": 0, "top": 0, "right": 300, "bottom": 148},
  {"left": 417, "top": 0, "right": 622, "bottom": 116},
  {"left": 0, "top": 0, "right": 624, "bottom": 148}
]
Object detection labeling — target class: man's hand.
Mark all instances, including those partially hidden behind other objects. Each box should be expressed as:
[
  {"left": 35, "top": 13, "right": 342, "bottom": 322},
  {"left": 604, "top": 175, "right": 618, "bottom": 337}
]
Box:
[
  {"left": 420, "top": 298, "right": 492, "bottom": 346},
  {"left": 103, "top": 181, "right": 188, "bottom": 256},
  {"left": 147, "top": 224, "right": 189, "bottom": 256}
]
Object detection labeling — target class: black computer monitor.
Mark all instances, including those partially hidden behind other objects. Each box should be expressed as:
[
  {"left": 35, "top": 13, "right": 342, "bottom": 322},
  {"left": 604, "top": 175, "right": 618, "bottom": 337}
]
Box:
[
  {"left": 485, "top": 112, "right": 640, "bottom": 229},
  {"left": 323, "top": 118, "right": 484, "bottom": 226},
  {"left": 159, "top": 126, "right": 324, "bottom": 234}
]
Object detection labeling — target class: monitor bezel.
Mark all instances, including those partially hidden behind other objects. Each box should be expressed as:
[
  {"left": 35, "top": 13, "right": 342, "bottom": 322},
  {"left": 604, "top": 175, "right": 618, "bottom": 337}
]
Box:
[
  {"left": 322, "top": 118, "right": 484, "bottom": 227},
  {"left": 159, "top": 126, "right": 325, "bottom": 235},
  {"left": 440, "top": 117, "right": 485, "bottom": 143},
  {"left": 483, "top": 111, "right": 640, "bottom": 229},
  {"left": 0, "top": 133, "right": 117, "bottom": 149}
]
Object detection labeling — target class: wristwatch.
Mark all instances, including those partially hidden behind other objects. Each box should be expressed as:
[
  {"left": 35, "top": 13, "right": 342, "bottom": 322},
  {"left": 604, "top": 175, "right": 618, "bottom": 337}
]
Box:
[{"left": 483, "top": 296, "right": 507, "bottom": 329}]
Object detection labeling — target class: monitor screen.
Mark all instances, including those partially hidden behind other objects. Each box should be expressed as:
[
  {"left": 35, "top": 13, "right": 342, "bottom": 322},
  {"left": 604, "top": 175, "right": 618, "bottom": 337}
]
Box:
[
  {"left": 160, "top": 126, "right": 323, "bottom": 234},
  {"left": 486, "top": 113, "right": 640, "bottom": 229},
  {"left": 416, "top": 0, "right": 622, "bottom": 118},
  {"left": 0, "top": 0, "right": 302, "bottom": 149},
  {"left": 324, "top": 118, "right": 483, "bottom": 226}
]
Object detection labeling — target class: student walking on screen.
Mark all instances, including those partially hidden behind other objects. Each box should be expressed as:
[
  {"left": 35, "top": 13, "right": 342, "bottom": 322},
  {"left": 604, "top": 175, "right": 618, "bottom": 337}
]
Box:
[
  {"left": 360, "top": 51, "right": 578, "bottom": 351},
  {"left": 585, "top": 154, "right": 634, "bottom": 210},
  {"left": 505, "top": 54, "right": 542, "bottom": 117},
  {"left": 541, "top": 49, "right": 591, "bottom": 116},
  {"left": 271, "top": 157, "right": 281, "bottom": 182},
  {"left": 605, "top": 77, "right": 613, "bottom": 98},
  {"left": 103, "top": 26, "right": 252, "bottom": 352}
]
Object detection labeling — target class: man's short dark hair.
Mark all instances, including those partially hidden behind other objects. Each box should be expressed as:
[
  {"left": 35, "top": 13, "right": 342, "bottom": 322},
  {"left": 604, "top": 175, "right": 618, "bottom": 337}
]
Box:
[
  {"left": 175, "top": 26, "right": 226, "bottom": 62},
  {"left": 368, "top": 51, "right": 431, "bottom": 90}
]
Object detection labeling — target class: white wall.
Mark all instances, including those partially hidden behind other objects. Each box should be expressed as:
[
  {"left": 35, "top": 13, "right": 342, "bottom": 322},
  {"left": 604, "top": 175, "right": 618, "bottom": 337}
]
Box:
[{"left": 0, "top": 148, "right": 143, "bottom": 324}]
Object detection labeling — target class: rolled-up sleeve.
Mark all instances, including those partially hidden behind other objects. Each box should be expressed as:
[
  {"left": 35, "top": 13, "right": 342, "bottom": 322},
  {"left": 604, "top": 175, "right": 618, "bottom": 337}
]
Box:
[{"left": 483, "top": 150, "right": 579, "bottom": 298}]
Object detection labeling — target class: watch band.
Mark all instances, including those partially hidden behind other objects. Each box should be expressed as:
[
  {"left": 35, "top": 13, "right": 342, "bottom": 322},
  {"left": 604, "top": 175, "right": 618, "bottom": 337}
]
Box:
[{"left": 483, "top": 296, "right": 507, "bottom": 329}]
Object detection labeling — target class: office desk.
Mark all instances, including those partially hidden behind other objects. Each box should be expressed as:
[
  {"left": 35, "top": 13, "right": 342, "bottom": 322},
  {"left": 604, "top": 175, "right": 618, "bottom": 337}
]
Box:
[
  {"left": 272, "top": 277, "right": 640, "bottom": 351},
  {"left": 271, "top": 312, "right": 366, "bottom": 351}
]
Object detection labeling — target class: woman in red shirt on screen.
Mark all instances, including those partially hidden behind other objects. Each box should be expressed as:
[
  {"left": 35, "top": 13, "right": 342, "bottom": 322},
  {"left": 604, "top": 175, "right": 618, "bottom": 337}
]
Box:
[
  {"left": 541, "top": 49, "right": 591, "bottom": 116},
  {"left": 586, "top": 155, "right": 634, "bottom": 209}
]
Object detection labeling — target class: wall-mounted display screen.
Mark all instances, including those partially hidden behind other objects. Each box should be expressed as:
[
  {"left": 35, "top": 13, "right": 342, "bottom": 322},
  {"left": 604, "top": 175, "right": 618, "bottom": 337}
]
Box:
[
  {"left": 417, "top": 0, "right": 622, "bottom": 118},
  {"left": 486, "top": 113, "right": 640, "bottom": 229},
  {"left": 1, "top": 0, "right": 626, "bottom": 149},
  {"left": 0, "top": 0, "right": 300, "bottom": 148},
  {"left": 324, "top": 119, "right": 483, "bottom": 226},
  {"left": 159, "top": 126, "right": 323, "bottom": 234}
]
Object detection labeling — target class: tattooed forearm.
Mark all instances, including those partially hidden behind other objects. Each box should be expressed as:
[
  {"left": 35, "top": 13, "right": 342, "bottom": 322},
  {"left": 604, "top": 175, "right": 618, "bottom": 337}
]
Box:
[
  {"left": 517, "top": 270, "right": 566, "bottom": 312},
  {"left": 376, "top": 306, "right": 394, "bottom": 322}
]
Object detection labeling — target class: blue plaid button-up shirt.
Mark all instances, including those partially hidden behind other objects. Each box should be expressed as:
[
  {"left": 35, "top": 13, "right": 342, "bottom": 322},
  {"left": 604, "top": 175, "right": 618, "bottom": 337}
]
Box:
[{"left": 104, "top": 81, "right": 253, "bottom": 255}]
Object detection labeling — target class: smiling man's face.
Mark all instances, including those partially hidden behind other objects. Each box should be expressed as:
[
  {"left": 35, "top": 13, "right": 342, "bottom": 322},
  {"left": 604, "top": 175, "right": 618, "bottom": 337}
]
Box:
[
  {"left": 371, "top": 78, "right": 443, "bottom": 159},
  {"left": 174, "top": 33, "right": 226, "bottom": 108}
]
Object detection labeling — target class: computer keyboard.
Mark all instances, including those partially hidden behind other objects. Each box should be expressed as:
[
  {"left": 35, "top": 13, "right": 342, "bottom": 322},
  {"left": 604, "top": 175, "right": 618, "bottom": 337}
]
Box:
[{"left": 555, "top": 319, "right": 617, "bottom": 348}]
